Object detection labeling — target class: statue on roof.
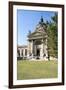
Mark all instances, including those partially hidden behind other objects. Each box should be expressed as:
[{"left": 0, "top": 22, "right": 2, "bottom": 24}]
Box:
[
  {"left": 39, "top": 16, "right": 44, "bottom": 24},
  {"left": 41, "top": 16, "right": 44, "bottom": 23}
]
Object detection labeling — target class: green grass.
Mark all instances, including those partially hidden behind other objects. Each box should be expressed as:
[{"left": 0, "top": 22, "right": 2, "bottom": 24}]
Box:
[{"left": 17, "top": 60, "right": 58, "bottom": 80}]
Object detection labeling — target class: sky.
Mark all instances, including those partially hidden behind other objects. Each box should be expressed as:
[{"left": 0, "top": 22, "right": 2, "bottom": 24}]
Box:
[{"left": 17, "top": 9, "right": 56, "bottom": 45}]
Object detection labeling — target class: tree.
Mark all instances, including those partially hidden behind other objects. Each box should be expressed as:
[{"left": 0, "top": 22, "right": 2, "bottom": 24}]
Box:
[{"left": 46, "top": 13, "right": 58, "bottom": 59}]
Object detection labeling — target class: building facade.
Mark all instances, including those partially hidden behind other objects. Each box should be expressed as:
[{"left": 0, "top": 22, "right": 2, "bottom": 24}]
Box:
[
  {"left": 17, "top": 45, "right": 28, "bottom": 59},
  {"left": 17, "top": 17, "right": 48, "bottom": 60}
]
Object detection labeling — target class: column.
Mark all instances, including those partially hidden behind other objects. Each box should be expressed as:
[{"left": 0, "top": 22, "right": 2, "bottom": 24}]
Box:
[
  {"left": 35, "top": 45, "right": 37, "bottom": 58},
  {"left": 40, "top": 39, "right": 44, "bottom": 59},
  {"left": 44, "top": 38, "right": 48, "bottom": 60},
  {"left": 27, "top": 41, "right": 31, "bottom": 58},
  {"left": 31, "top": 40, "right": 34, "bottom": 58},
  {"left": 23, "top": 49, "right": 25, "bottom": 59},
  {"left": 45, "top": 38, "right": 48, "bottom": 58}
]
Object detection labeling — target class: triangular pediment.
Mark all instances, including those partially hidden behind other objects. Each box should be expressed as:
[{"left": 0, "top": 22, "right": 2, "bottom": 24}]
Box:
[
  {"left": 32, "top": 32, "right": 42, "bottom": 36},
  {"left": 28, "top": 31, "right": 42, "bottom": 37},
  {"left": 27, "top": 17, "right": 47, "bottom": 39},
  {"left": 28, "top": 31, "right": 46, "bottom": 39}
]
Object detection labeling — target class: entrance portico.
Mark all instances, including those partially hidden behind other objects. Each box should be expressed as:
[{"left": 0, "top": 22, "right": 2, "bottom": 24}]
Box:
[
  {"left": 28, "top": 37, "right": 48, "bottom": 60},
  {"left": 27, "top": 17, "right": 48, "bottom": 60}
]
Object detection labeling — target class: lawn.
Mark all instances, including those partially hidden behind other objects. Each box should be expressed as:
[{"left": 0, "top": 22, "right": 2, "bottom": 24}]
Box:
[{"left": 17, "top": 60, "right": 58, "bottom": 80}]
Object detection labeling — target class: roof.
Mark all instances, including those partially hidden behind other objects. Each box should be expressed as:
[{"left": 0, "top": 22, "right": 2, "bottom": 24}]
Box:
[
  {"left": 17, "top": 45, "right": 27, "bottom": 48},
  {"left": 28, "top": 17, "right": 47, "bottom": 40}
]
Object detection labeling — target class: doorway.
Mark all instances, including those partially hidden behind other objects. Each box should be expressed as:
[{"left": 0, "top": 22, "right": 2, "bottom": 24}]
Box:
[{"left": 36, "top": 49, "right": 40, "bottom": 59}]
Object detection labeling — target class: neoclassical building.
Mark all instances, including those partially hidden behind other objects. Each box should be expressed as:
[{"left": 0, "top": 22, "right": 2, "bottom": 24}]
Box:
[{"left": 17, "top": 17, "right": 48, "bottom": 60}]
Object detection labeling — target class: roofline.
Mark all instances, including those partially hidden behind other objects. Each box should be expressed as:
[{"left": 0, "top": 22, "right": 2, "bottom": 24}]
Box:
[{"left": 17, "top": 45, "right": 27, "bottom": 48}]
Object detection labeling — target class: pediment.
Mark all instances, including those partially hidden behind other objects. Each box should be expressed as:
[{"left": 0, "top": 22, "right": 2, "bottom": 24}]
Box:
[
  {"left": 32, "top": 32, "right": 42, "bottom": 36},
  {"left": 28, "top": 31, "right": 47, "bottom": 39},
  {"left": 28, "top": 31, "right": 43, "bottom": 37}
]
